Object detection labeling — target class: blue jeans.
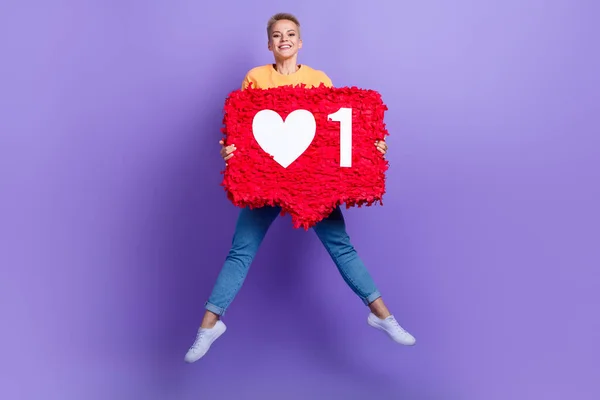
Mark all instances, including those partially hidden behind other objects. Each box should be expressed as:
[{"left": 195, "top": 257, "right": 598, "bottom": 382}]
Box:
[{"left": 205, "top": 206, "right": 381, "bottom": 316}]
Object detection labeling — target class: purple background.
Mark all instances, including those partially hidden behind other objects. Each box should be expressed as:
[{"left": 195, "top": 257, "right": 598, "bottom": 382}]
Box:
[{"left": 1, "top": 1, "right": 599, "bottom": 399}]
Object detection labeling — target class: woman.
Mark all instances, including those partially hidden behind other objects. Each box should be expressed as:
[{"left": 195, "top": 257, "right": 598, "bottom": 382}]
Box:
[{"left": 185, "top": 13, "right": 415, "bottom": 363}]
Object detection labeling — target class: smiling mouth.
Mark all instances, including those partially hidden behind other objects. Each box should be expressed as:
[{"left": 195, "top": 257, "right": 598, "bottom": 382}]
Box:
[{"left": 278, "top": 44, "right": 291, "bottom": 50}]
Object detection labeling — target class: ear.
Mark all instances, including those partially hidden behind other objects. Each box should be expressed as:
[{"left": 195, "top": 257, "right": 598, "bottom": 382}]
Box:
[
  {"left": 298, "top": 39, "right": 303, "bottom": 49},
  {"left": 267, "top": 40, "right": 273, "bottom": 51}
]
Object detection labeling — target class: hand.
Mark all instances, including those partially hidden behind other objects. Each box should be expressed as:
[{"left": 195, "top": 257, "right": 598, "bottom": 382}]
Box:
[
  {"left": 219, "top": 139, "right": 236, "bottom": 164},
  {"left": 375, "top": 140, "right": 388, "bottom": 156}
]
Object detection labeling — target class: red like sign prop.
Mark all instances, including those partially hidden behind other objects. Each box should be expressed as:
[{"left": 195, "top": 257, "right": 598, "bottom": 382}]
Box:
[{"left": 221, "top": 85, "right": 389, "bottom": 229}]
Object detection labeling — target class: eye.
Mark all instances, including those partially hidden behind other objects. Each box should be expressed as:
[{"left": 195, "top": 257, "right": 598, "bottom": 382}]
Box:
[{"left": 289, "top": 33, "right": 295, "bottom": 37}]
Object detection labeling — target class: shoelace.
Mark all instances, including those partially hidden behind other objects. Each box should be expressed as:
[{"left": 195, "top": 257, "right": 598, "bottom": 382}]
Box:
[
  {"left": 189, "top": 330, "right": 205, "bottom": 351},
  {"left": 388, "top": 317, "right": 408, "bottom": 334}
]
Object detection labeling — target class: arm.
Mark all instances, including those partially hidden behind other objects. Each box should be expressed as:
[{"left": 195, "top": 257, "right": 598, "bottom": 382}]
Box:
[
  {"left": 221, "top": 74, "right": 252, "bottom": 163},
  {"left": 321, "top": 72, "right": 333, "bottom": 88},
  {"left": 220, "top": 139, "right": 236, "bottom": 164},
  {"left": 241, "top": 74, "right": 251, "bottom": 90}
]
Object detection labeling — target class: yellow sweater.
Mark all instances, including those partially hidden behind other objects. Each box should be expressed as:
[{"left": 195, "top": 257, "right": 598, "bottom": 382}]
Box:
[{"left": 241, "top": 64, "right": 333, "bottom": 90}]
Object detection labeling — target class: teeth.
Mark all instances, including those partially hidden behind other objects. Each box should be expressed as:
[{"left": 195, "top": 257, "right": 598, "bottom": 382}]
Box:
[{"left": 280, "top": 45, "right": 290, "bottom": 49}]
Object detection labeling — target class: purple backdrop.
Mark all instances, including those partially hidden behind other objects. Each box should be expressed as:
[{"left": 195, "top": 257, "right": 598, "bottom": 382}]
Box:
[{"left": 1, "top": 1, "right": 599, "bottom": 399}]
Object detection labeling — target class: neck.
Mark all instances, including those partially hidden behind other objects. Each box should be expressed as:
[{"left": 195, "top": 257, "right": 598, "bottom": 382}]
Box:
[{"left": 274, "top": 57, "right": 299, "bottom": 75}]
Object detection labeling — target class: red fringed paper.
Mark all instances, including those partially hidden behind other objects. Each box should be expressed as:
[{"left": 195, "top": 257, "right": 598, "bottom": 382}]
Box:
[{"left": 221, "top": 84, "right": 389, "bottom": 229}]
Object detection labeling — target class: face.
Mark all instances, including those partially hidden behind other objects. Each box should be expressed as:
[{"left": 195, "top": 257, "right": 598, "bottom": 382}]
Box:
[{"left": 268, "top": 19, "right": 302, "bottom": 60}]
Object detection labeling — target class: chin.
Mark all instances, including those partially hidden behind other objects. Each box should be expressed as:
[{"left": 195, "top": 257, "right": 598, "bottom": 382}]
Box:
[{"left": 276, "top": 52, "right": 296, "bottom": 59}]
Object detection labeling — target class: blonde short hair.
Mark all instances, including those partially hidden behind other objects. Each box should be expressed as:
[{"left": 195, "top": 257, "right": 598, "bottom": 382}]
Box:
[{"left": 267, "top": 13, "right": 301, "bottom": 39}]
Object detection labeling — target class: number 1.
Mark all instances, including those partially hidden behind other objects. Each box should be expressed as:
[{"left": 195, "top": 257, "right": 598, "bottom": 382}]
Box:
[{"left": 328, "top": 107, "right": 352, "bottom": 167}]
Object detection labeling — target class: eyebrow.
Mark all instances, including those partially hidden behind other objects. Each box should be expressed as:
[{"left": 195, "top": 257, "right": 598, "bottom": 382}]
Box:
[{"left": 272, "top": 29, "right": 296, "bottom": 34}]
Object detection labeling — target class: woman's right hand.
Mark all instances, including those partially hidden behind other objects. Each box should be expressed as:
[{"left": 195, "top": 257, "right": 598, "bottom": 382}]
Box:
[{"left": 219, "top": 140, "right": 236, "bottom": 164}]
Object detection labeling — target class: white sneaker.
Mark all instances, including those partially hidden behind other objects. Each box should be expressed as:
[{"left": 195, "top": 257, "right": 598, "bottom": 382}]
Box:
[
  {"left": 367, "top": 313, "right": 416, "bottom": 346},
  {"left": 184, "top": 320, "right": 227, "bottom": 363}
]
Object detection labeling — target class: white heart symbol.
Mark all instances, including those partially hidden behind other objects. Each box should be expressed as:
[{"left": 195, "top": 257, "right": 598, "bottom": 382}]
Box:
[{"left": 252, "top": 109, "right": 316, "bottom": 168}]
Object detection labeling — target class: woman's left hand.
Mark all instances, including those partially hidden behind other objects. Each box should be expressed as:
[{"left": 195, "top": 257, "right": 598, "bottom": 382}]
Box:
[{"left": 375, "top": 140, "right": 388, "bottom": 156}]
